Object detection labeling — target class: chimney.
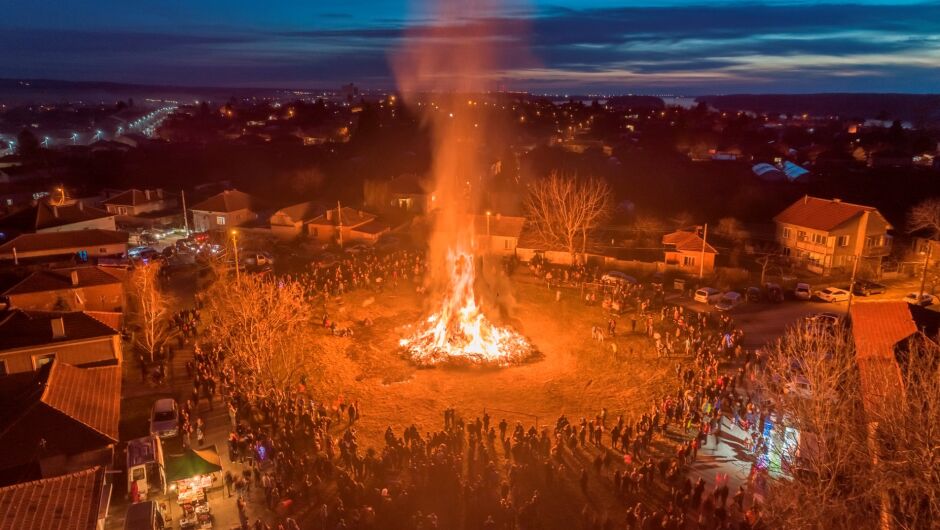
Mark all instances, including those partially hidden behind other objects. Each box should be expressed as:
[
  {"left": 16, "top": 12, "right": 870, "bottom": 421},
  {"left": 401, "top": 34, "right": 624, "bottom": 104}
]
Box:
[
  {"left": 52, "top": 205, "right": 59, "bottom": 218},
  {"left": 833, "top": 198, "right": 841, "bottom": 203},
  {"left": 78, "top": 201, "right": 84, "bottom": 211},
  {"left": 70, "top": 270, "right": 79, "bottom": 286},
  {"left": 803, "top": 195, "right": 808, "bottom": 204},
  {"left": 51, "top": 317, "right": 65, "bottom": 339},
  {"left": 326, "top": 210, "right": 333, "bottom": 221},
  {"left": 156, "top": 188, "right": 164, "bottom": 199},
  {"left": 145, "top": 189, "right": 151, "bottom": 200}
]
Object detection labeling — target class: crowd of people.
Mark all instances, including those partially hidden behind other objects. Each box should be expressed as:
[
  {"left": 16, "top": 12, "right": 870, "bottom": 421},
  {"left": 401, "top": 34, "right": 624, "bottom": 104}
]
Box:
[{"left": 158, "top": 249, "right": 770, "bottom": 530}]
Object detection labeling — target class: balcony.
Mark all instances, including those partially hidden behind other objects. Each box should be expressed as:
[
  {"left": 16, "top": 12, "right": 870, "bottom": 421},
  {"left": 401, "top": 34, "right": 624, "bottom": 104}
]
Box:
[
  {"left": 862, "top": 244, "right": 891, "bottom": 257},
  {"left": 795, "top": 239, "right": 831, "bottom": 253}
]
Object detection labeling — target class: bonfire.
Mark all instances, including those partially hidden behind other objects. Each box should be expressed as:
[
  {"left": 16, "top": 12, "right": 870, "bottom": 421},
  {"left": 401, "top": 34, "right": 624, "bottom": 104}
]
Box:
[{"left": 400, "top": 250, "right": 535, "bottom": 367}]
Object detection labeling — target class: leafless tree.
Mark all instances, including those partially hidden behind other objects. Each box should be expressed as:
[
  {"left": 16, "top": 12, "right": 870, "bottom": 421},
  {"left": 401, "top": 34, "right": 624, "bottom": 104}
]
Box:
[
  {"left": 756, "top": 322, "right": 940, "bottom": 529},
  {"left": 126, "top": 263, "right": 175, "bottom": 362},
  {"left": 907, "top": 197, "right": 940, "bottom": 239},
  {"left": 525, "top": 172, "right": 612, "bottom": 259},
  {"left": 716, "top": 217, "right": 749, "bottom": 242}
]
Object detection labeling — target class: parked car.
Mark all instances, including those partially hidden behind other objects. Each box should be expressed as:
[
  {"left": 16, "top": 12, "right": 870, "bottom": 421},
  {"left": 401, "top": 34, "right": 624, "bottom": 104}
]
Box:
[
  {"left": 601, "top": 271, "right": 638, "bottom": 286},
  {"left": 745, "top": 286, "right": 762, "bottom": 303},
  {"left": 794, "top": 283, "right": 812, "bottom": 300},
  {"left": 344, "top": 243, "right": 373, "bottom": 255},
  {"left": 903, "top": 292, "right": 935, "bottom": 307},
  {"left": 853, "top": 280, "right": 887, "bottom": 296},
  {"left": 764, "top": 283, "right": 784, "bottom": 303},
  {"left": 715, "top": 291, "right": 743, "bottom": 311},
  {"left": 243, "top": 251, "right": 274, "bottom": 267},
  {"left": 694, "top": 287, "right": 722, "bottom": 304},
  {"left": 814, "top": 287, "right": 850, "bottom": 303},
  {"left": 804, "top": 312, "right": 843, "bottom": 328},
  {"left": 149, "top": 398, "right": 178, "bottom": 439},
  {"left": 314, "top": 252, "right": 339, "bottom": 269}
]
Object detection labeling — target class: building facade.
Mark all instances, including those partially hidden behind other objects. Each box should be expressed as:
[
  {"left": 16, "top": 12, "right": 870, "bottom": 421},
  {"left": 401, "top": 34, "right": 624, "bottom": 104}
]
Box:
[{"left": 774, "top": 196, "right": 892, "bottom": 275}]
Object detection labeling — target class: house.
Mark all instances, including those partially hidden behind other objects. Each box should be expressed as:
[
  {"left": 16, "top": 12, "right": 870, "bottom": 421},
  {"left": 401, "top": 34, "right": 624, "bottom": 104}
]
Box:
[
  {"left": 101, "top": 188, "right": 178, "bottom": 221},
  {"left": 0, "top": 466, "right": 109, "bottom": 528},
  {"left": 774, "top": 196, "right": 892, "bottom": 275},
  {"left": 0, "top": 361, "right": 120, "bottom": 482},
  {"left": 2, "top": 266, "right": 125, "bottom": 312},
  {"left": 190, "top": 189, "right": 264, "bottom": 233},
  {"left": 662, "top": 230, "right": 717, "bottom": 274},
  {"left": 389, "top": 174, "right": 435, "bottom": 213},
  {"left": 0, "top": 229, "right": 128, "bottom": 262},
  {"left": 0, "top": 310, "right": 122, "bottom": 375},
  {"left": 269, "top": 201, "right": 323, "bottom": 241},
  {"left": 307, "top": 206, "right": 387, "bottom": 244},
  {"left": 470, "top": 214, "right": 525, "bottom": 256},
  {"left": 0, "top": 198, "right": 115, "bottom": 240}
]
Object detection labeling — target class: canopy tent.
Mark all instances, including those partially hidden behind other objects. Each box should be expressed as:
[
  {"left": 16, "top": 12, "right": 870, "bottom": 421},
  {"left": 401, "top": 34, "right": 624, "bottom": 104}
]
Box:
[{"left": 164, "top": 445, "right": 221, "bottom": 483}]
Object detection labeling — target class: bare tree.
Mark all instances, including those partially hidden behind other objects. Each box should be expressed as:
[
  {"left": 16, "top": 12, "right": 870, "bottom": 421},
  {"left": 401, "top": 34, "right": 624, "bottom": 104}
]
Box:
[
  {"left": 127, "top": 263, "right": 175, "bottom": 362},
  {"left": 525, "top": 172, "right": 612, "bottom": 259},
  {"left": 716, "top": 217, "right": 749, "bottom": 242},
  {"left": 907, "top": 197, "right": 940, "bottom": 239},
  {"left": 757, "top": 322, "right": 940, "bottom": 529}
]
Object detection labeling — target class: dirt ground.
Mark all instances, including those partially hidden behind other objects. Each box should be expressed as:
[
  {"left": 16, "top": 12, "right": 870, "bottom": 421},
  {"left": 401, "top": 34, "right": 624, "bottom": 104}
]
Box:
[{"left": 312, "top": 277, "right": 673, "bottom": 450}]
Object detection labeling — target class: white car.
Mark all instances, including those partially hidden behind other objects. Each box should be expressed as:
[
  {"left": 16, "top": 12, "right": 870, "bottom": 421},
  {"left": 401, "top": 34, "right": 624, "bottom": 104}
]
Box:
[
  {"left": 794, "top": 283, "right": 812, "bottom": 300},
  {"left": 814, "top": 287, "right": 850, "bottom": 303},
  {"left": 694, "top": 287, "right": 722, "bottom": 304},
  {"left": 903, "top": 292, "right": 935, "bottom": 307},
  {"left": 601, "top": 271, "right": 638, "bottom": 286},
  {"left": 149, "top": 398, "right": 178, "bottom": 439}
]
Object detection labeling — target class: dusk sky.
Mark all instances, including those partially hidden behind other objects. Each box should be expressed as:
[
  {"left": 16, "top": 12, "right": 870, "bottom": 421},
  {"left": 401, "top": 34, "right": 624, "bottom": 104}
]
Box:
[{"left": 3, "top": 0, "right": 940, "bottom": 94}]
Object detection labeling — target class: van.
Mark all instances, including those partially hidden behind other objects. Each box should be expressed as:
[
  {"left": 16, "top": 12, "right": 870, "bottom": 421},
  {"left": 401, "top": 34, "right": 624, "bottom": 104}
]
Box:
[{"left": 124, "top": 501, "right": 165, "bottom": 530}]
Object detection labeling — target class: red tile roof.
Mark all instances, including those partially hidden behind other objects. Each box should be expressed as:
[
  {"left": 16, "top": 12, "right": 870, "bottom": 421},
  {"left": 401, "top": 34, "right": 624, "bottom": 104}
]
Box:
[
  {"left": 190, "top": 189, "right": 263, "bottom": 213},
  {"left": 850, "top": 301, "right": 917, "bottom": 360},
  {"left": 0, "top": 466, "right": 105, "bottom": 530},
  {"left": 102, "top": 188, "right": 171, "bottom": 207},
  {"left": 3, "top": 266, "right": 123, "bottom": 296},
  {"left": 774, "top": 195, "right": 888, "bottom": 232},
  {"left": 309, "top": 206, "right": 376, "bottom": 228},
  {"left": 0, "top": 200, "right": 111, "bottom": 234},
  {"left": 662, "top": 230, "right": 717, "bottom": 253},
  {"left": 0, "top": 229, "right": 128, "bottom": 255},
  {"left": 41, "top": 363, "right": 121, "bottom": 441},
  {"left": 0, "top": 310, "right": 119, "bottom": 351},
  {"left": 850, "top": 302, "right": 915, "bottom": 417}
]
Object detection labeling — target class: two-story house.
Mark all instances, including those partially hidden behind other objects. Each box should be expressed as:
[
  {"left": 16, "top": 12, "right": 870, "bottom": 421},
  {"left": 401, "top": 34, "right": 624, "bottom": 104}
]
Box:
[
  {"left": 102, "top": 189, "right": 176, "bottom": 217},
  {"left": 774, "top": 196, "right": 892, "bottom": 275},
  {"left": 189, "top": 189, "right": 264, "bottom": 233}
]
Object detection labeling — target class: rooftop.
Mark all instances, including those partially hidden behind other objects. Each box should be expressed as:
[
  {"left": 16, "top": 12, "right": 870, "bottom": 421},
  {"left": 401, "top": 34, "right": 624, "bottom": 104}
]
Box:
[
  {"left": 309, "top": 206, "right": 376, "bottom": 227},
  {"left": 0, "top": 229, "right": 128, "bottom": 256},
  {"left": 0, "top": 199, "right": 111, "bottom": 234},
  {"left": 190, "top": 189, "right": 263, "bottom": 213},
  {"left": 3, "top": 266, "right": 124, "bottom": 296},
  {"left": 774, "top": 195, "right": 890, "bottom": 232},
  {"left": 102, "top": 188, "right": 172, "bottom": 207},
  {"left": 0, "top": 466, "right": 105, "bottom": 530},
  {"left": 0, "top": 310, "right": 119, "bottom": 351},
  {"left": 662, "top": 230, "right": 717, "bottom": 254}
]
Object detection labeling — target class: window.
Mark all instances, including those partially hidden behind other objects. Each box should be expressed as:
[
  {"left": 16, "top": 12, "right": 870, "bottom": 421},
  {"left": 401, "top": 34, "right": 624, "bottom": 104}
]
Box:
[
  {"left": 683, "top": 256, "right": 696, "bottom": 266},
  {"left": 34, "top": 353, "right": 55, "bottom": 370},
  {"left": 837, "top": 235, "right": 850, "bottom": 247},
  {"left": 782, "top": 227, "right": 791, "bottom": 239},
  {"left": 866, "top": 235, "right": 884, "bottom": 248},
  {"left": 504, "top": 239, "right": 510, "bottom": 250},
  {"left": 216, "top": 216, "right": 226, "bottom": 225},
  {"left": 99, "top": 248, "right": 107, "bottom": 254},
  {"left": 797, "top": 230, "right": 807, "bottom": 241},
  {"left": 811, "top": 233, "right": 827, "bottom": 245},
  {"left": 783, "top": 247, "right": 791, "bottom": 256},
  {"left": 118, "top": 207, "right": 127, "bottom": 215}
]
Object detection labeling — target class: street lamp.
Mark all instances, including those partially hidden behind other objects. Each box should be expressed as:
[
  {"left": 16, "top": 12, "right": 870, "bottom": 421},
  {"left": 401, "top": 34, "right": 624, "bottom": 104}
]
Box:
[
  {"left": 485, "top": 211, "right": 492, "bottom": 237},
  {"left": 230, "top": 230, "right": 241, "bottom": 284}
]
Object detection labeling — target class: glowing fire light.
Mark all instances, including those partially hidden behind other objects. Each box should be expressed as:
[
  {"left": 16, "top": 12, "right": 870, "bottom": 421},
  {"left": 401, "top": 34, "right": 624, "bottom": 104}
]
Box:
[{"left": 400, "top": 250, "right": 534, "bottom": 367}]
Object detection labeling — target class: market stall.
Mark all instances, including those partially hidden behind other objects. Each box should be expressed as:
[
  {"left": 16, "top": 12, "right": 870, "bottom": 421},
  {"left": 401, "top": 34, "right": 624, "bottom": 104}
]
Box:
[{"left": 165, "top": 445, "right": 222, "bottom": 529}]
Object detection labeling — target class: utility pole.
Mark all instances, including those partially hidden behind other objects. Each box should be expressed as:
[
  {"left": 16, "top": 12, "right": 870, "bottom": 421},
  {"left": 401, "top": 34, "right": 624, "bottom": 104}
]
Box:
[
  {"left": 181, "top": 190, "right": 189, "bottom": 234},
  {"left": 847, "top": 254, "right": 861, "bottom": 313},
  {"left": 336, "top": 200, "right": 343, "bottom": 248},
  {"left": 918, "top": 242, "right": 933, "bottom": 300},
  {"left": 231, "top": 230, "right": 241, "bottom": 284},
  {"left": 699, "top": 223, "right": 708, "bottom": 279}
]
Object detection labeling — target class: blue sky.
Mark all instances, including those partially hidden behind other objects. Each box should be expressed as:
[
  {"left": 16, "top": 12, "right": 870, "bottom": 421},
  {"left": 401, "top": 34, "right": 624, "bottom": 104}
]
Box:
[{"left": 2, "top": 1, "right": 939, "bottom": 93}]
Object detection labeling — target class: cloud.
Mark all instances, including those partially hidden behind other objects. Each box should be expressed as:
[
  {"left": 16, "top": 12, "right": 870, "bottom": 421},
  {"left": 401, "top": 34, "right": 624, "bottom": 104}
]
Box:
[{"left": 3, "top": 2, "right": 940, "bottom": 92}]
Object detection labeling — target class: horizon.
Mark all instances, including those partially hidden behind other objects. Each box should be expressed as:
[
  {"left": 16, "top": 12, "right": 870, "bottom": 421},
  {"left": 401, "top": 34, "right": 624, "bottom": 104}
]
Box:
[{"left": 3, "top": 1, "right": 940, "bottom": 94}]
